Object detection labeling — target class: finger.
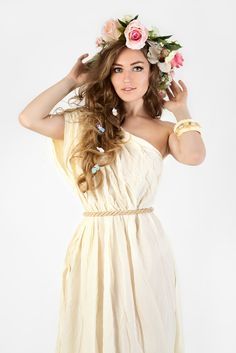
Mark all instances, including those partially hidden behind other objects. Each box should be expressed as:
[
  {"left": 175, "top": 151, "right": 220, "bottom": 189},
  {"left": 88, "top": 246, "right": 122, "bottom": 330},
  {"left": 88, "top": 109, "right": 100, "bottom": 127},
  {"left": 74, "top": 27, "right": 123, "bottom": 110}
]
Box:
[
  {"left": 167, "top": 86, "right": 175, "bottom": 97},
  {"left": 78, "top": 53, "right": 89, "bottom": 61},
  {"left": 178, "top": 80, "right": 187, "bottom": 92},
  {"left": 166, "top": 88, "right": 175, "bottom": 100},
  {"left": 170, "top": 80, "right": 182, "bottom": 93}
]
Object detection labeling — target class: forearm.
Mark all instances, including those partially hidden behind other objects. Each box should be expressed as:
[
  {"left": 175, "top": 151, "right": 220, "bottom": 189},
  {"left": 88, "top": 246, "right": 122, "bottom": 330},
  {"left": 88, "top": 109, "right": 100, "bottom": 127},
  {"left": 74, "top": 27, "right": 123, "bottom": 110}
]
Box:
[
  {"left": 173, "top": 107, "right": 206, "bottom": 159},
  {"left": 19, "top": 76, "right": 77, "bottom": 125}
]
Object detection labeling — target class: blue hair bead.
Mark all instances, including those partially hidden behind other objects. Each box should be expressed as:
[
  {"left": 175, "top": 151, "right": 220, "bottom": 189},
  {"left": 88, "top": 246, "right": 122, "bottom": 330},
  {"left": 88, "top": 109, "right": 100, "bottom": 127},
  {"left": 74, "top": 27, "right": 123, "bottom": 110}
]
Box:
[
  {"left": 96, "top": 123, "right": 106, "bottom": 134},
  {"left": 91, "top": 164, "right": 100, "bottom": 174}
]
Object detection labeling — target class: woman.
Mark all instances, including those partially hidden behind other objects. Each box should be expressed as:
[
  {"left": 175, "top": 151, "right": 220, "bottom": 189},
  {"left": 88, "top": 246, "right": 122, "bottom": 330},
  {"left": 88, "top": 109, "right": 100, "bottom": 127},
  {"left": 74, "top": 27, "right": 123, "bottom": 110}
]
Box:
[{"left": 19, "top": 14, "right": 206, "bottom": 353}]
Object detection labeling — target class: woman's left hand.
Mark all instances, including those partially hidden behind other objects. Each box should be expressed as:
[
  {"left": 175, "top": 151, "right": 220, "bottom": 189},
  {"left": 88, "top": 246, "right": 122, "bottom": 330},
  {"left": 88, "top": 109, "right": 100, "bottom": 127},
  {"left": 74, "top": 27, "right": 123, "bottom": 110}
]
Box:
[{"left": 161, "top": 79, "right": 189, "bottom": 114}]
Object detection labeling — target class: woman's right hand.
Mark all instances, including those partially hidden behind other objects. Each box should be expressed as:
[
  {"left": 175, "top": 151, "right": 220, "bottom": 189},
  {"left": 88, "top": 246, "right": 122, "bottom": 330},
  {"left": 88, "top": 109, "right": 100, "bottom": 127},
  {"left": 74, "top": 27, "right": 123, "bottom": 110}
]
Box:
[{"left": 66, "top": 53, "right": 90, "bottom": 88}]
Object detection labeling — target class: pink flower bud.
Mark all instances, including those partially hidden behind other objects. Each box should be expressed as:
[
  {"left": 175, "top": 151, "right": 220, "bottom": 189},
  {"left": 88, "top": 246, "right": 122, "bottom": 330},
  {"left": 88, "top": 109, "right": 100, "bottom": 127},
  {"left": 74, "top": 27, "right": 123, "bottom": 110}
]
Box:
[{"left": 171, "top": 52, "right": 184, "bottom": 68}]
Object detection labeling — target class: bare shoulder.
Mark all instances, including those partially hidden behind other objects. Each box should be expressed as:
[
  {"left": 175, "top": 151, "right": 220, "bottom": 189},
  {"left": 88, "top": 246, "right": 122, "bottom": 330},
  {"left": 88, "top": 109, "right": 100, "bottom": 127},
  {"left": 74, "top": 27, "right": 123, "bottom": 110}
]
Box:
[
  {"left": 156, "top": 119, "right": 175, "bottom": 134},
  {"left": 153, "top": 118, "right": 175, "bottom": 141}
]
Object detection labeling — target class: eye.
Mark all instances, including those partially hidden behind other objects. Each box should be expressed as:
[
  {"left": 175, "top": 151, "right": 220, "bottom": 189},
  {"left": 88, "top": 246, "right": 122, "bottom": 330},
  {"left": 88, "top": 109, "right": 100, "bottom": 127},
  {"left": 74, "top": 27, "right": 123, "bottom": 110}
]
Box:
[
  {"left": 133, "top": 66, "right": 144, "bottom": 71},
  {"left": 112, "top": 67, "right": 122, "bottom": 73},
  {"left": 112, "top": 66, "right": 144, "bottom": 73}
]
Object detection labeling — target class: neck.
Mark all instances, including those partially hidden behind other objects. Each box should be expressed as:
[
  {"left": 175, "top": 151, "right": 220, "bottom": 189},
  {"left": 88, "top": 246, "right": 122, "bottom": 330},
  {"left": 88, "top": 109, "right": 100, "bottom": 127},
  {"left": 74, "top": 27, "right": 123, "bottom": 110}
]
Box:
[{"left": 123, "top": 98, "right": 149, "bottom": 119}]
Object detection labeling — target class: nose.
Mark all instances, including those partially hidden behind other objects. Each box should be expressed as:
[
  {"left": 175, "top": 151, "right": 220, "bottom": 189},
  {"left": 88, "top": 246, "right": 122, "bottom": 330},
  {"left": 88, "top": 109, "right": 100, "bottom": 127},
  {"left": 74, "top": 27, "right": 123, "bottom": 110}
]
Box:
[{"left": 123, "top": 72, "right": 132, "bottom": 84}]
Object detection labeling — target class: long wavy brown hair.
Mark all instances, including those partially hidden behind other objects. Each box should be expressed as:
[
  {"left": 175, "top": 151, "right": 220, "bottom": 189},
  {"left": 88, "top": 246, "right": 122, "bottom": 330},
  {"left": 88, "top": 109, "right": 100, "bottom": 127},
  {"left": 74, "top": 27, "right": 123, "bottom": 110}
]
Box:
[{"left": 55, "top": 39, "right": 164, "bottom": 195}]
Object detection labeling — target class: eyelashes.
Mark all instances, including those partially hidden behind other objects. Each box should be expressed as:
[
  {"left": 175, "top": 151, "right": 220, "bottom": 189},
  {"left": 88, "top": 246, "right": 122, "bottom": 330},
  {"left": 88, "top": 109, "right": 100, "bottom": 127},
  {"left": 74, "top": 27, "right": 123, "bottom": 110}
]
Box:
[{"left": 112, "top": 66, "right": 144, "bottom": 73}]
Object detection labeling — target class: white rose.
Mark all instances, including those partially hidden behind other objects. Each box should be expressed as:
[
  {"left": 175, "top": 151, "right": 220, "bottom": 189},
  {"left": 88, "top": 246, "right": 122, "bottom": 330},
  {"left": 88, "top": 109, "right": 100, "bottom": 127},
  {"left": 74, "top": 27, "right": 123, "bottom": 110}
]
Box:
[
  {"left": 147, "top": 44, "right": 162, "bottom": 64},
  {"left": 157, "top": 61, "right": 172, "bottom": 73}
]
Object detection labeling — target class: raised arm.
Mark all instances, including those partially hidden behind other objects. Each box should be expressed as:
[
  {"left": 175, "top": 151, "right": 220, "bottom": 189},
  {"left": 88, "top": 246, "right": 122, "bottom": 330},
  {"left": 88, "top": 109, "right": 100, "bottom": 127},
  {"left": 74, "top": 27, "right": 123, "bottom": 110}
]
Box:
[
  {"left": 18, "top": 53, "right": 90, "bottom": 140},
  {"left": 18, "top": 77, "right": 77, "bottom": 140}
]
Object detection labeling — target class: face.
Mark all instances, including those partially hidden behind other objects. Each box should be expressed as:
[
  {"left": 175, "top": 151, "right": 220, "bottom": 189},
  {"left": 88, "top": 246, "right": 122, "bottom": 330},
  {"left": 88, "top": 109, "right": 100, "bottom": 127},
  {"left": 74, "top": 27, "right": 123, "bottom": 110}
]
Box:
[{"left": 110, "top": 47, "right": 150, "bottom": 102}]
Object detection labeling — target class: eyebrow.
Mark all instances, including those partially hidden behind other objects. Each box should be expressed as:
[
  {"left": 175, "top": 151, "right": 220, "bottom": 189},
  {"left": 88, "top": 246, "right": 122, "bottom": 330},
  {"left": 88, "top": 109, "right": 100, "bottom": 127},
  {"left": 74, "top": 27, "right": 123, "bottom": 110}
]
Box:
[{"left": 112, "top": 61, "right": 145, "bottom": 67}]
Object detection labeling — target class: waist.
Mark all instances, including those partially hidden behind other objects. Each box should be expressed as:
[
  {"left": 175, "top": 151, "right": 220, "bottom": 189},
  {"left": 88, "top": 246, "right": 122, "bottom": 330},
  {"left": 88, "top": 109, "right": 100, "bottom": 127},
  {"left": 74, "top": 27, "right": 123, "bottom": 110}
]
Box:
[{"left": 83, "top": 206, "right": 154, "bottom": 217}]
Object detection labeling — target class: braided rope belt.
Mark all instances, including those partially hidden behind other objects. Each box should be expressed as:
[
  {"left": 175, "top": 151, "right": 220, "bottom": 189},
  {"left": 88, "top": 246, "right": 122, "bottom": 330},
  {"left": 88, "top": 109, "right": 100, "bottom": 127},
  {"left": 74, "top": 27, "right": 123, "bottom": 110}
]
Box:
[{"left": 83, "top": 207, "right": 154, "bottom": 217}]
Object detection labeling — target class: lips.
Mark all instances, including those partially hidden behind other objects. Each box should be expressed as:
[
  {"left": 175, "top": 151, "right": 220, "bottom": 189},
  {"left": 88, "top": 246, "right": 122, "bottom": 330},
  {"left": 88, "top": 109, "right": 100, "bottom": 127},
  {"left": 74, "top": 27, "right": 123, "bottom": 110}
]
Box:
[{"left": 122, "top": 87, "right": 136, "bottom": 91}]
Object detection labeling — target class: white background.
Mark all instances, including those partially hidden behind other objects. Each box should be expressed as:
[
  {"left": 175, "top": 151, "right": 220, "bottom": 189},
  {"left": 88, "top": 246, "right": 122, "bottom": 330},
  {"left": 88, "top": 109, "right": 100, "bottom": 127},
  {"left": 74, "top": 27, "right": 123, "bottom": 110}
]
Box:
[{"left": 0, "top": 0, "right": 235, "bottom": 352}]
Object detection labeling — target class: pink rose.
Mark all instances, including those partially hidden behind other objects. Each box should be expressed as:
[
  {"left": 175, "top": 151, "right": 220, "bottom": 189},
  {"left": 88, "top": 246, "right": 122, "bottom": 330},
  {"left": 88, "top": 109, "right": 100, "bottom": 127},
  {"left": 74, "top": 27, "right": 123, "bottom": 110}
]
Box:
[
  {"left": 101, "top": 19, "right": 121, "bottom": 42},
  {"left": 170, "top": 52, "right": 184, "bottom": 68},
  {"left": 124, "top": 19, "right": 149, "bottom": 49}
]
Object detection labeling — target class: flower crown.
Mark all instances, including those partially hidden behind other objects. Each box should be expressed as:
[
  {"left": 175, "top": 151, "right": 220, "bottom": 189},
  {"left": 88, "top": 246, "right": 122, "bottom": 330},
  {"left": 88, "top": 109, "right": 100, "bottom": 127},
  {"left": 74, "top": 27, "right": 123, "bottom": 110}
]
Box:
[{"left": 94, "top": 14, "right": 184, "bottom": 96}]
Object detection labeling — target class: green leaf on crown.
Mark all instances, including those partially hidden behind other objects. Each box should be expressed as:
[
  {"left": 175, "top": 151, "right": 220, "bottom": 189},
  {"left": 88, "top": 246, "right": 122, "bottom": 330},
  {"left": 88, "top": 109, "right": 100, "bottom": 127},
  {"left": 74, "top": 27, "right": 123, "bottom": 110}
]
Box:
[
  {"left": 118, "top": 19, "right": 128, "bottom": 27},
  {"left": 164, "top": 42, "right": 182, "bottom": 50},
  {"left": 130, "top": 14, "right": 139, "bottom": 21},
  {"left": 158, "top": 35, "right": 173, "bottom": 40}
]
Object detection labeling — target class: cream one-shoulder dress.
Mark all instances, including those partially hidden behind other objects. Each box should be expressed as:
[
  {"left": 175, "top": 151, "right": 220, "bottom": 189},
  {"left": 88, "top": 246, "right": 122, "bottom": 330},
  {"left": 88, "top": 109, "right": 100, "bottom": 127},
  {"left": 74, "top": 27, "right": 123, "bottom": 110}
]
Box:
[{"left": 50, "top": 109, "right": 185, "bottom": 353}]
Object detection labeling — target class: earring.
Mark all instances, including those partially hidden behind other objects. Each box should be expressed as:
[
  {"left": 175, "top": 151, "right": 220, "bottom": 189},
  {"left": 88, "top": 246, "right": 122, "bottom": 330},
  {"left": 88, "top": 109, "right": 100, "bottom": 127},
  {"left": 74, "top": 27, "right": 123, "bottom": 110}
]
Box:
[{"left": 112, "top": 107, "right": 118, "bottom": 116}]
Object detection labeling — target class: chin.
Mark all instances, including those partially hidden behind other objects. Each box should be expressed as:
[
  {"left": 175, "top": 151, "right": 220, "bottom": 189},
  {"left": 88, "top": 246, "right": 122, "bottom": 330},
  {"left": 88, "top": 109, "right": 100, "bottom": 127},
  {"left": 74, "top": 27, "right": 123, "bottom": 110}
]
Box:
[{"left": 118, "top": 92, "right": 144, "bottom": 102}]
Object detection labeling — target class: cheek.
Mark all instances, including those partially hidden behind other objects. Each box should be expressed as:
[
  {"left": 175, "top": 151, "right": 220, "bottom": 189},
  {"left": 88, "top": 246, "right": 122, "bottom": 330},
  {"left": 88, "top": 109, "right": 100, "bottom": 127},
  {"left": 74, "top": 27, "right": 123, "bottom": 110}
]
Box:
[
  {"left": 111, "top": 76, "right": 116, "bottom": 86},
  {"left": 110, "top": 75, "right": 120, "bottom": 89},
  {"left": 138, "top": 73, "right": 150, "bottom": 87}
]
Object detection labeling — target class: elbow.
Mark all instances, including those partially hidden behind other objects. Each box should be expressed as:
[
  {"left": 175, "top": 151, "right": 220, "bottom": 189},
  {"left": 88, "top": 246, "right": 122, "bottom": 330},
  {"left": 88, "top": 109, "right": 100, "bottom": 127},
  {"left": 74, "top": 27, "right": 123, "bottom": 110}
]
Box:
[
  {"left": 192, "top": 155, "right": 206, "bottom": 165},
  {"left": 18, "top": 113, "right": 31, "bottom": 128},
  {"left": 182, "top": 142, "right": 207, "bottom": 165},
  {"left": 180, "top": 148, "right": 206, "bottom": 165},
  {"left": 189, "top": 150, "right": 206, "bottom": 165}
]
